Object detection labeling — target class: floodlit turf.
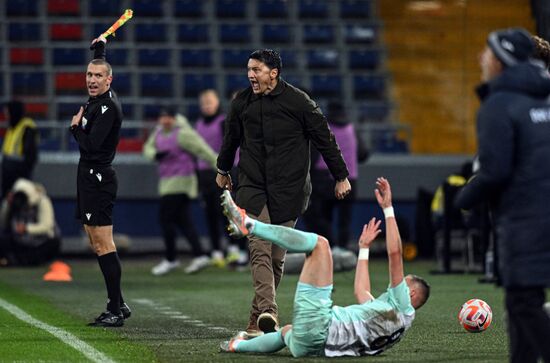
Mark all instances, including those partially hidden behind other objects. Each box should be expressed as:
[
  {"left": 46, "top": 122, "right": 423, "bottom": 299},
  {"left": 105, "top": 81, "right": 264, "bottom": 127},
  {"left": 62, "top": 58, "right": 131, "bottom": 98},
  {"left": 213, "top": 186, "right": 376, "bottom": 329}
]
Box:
[{"left": 0, "top": 258, "right": 509, "bottom": 362}]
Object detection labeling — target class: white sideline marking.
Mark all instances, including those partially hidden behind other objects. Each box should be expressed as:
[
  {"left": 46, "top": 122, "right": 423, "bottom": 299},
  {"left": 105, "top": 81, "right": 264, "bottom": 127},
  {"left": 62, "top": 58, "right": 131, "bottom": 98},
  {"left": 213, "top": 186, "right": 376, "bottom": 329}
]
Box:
[
  {"left": 0, "top": 297, "right": 115, "bottom": 363},
  {"left": 131, "top": 298, "right": 230, "bottom": 333}
]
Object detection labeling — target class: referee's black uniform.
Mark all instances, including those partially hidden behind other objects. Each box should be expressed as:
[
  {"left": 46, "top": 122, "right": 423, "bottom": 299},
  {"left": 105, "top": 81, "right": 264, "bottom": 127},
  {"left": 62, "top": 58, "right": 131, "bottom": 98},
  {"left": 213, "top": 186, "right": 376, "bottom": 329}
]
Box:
[{"left": 71, "top": 40, "right": 129, "bottom": 327}]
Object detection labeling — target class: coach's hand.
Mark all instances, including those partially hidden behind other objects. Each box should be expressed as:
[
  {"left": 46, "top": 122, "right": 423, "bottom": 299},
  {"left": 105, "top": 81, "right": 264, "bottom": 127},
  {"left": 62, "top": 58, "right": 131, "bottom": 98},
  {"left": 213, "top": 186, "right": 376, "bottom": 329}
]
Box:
[
  {"left": 71, "top": 107, "right": 84, "bottom": 127},
  {"left": 335, "top": 178, "right": 351, "bottom": 200},
  {"left": 216, "top": 173, "right": 233, "bottom": 191}
]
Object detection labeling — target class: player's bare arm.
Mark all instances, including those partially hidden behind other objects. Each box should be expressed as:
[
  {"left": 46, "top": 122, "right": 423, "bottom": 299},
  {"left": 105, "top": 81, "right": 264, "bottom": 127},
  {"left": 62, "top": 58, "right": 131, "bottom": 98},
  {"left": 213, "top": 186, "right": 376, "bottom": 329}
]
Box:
[
  {"left": 354, "top": 217, "right": 381, "bottom": 304},
  {"left": 375, "top": 177, "right": 404, "bottom": 287}
]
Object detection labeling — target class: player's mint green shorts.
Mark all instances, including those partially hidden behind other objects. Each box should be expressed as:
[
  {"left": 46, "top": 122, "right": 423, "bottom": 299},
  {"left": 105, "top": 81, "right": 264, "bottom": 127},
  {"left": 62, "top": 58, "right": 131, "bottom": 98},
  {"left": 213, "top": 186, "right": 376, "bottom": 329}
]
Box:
[{"left": 283, "top": 282, "right": 333, "bottom": 357}]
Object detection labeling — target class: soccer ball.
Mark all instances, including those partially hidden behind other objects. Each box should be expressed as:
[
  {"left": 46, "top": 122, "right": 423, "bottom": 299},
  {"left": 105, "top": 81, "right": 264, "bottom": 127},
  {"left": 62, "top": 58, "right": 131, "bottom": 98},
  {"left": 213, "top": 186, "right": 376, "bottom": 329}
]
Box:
[{"left": 458, "top": 298, "right": 492, "bottom": 333}]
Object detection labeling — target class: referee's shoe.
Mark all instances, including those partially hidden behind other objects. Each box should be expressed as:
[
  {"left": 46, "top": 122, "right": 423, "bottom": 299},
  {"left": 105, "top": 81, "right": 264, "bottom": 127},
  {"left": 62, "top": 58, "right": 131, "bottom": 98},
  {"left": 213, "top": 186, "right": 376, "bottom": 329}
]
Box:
[{"left": 88, "top": 311, "right": 124, "bottom": 327}]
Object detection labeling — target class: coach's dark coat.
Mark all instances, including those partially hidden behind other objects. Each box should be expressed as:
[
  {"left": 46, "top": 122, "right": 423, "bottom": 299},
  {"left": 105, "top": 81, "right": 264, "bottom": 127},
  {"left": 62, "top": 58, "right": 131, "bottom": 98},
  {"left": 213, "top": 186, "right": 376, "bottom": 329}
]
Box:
[
  {"left": 217, "top": 79, "right": 349, "bottom": 224},
  {"left": 455, "top": 61, "right": 550, "bottom": 288}
]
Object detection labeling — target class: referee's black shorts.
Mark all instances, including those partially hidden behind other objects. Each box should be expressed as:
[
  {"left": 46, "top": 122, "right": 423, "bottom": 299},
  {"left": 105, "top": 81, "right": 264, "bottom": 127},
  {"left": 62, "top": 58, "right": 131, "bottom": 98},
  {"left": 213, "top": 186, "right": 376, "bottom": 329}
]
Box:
[{"left": 75, "top": 163, "right": 117, "bottom": 226}]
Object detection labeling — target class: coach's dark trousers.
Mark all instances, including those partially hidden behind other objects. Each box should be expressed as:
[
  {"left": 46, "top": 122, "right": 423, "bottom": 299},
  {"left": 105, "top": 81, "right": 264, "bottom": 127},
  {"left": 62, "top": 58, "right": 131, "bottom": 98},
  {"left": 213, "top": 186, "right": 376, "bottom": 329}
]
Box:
[{"left": 505, "top": 287, "right": 550, "bottom": 363}]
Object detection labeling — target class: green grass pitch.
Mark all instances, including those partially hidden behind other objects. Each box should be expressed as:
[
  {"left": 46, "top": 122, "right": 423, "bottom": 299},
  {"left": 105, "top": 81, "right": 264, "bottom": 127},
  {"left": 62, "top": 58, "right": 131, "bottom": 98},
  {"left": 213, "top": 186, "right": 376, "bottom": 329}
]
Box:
[{"left": 0, "top": 259, "right": 509, "bottom": 362}]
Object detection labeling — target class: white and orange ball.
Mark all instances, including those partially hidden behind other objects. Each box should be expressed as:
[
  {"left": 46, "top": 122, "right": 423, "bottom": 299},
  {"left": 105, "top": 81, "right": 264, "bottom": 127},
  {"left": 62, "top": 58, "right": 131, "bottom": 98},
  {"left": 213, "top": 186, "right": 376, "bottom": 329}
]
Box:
[{"left": 458, "top": 298, "right": 493, "bottom": 333}]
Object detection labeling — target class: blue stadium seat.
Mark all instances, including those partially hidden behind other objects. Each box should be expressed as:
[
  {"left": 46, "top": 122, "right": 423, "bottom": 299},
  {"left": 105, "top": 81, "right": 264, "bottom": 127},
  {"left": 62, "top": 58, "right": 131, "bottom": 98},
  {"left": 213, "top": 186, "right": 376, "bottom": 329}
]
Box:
[
  {"left": 113, "top": 73, "right": 132, "bottom": 96},
  {"left": 7, "top": 0, "right": 38, "bottom": 16},
  {"left": 262, "top": 24, "right": 291, "bottom": 44},
  {"left": 12, "top": 72, "right": 46, "bottom": 96},
  {"left": 174, "top": 0, "right": 203, "bottom": 18},
  {"left": 225, "top": 74, "right": 250, "bottom": 96},
  {"left": 180, "top": 49, "right": 213, "bottom": 68},
  {"left": 0, "top": 74, "right": 3, "bottom": 96},
  {"left": 303, "top": 25, "right": 334, "bottom": 44},
  {"left": 178, "top": 24, "right": 209, "bottom": 43},
  {"left": 121, "top": 103, "right": 135, "bottom": 119},
  {"left": 135, "top": 24, "right": 167, "bottom": 42},
  {"left": 138, "top": 49, "right": 171, "bottom": 66},
  {"left": 345, "top": 24, "right": 377, "bottom": 44},
  {"left": 359, "top": 101, "right": 391, "bottom": 122},
  {"left": 310, "top": 75, "right": 342, "bottom": 97},
  {"left": 353, "top": 75, "right": 386, "bottom": 99},
  {"left": 89, "top": 0, "right": 121, "bottom": 17},
  {"left": 187, "top": 104, "right": 200, "bottom": 121},
  {"left": 349, "top": 49, "right": 381, "bottom": 70},
  {"left": 222, "top": 49, "right": 249, "bottom": 68},
  {"left": 219, "top": 24, "right": 250, "bottom": 43},
  {"left": 52, "top": 48, "right": 85, "bottom": 66},
  {"left": 93, "top": 23, "right": 126, "bottom": 41},
  {"left": 340, "top": 0, "right": 371, "bottom": 19},
  {"left": 8, "top": 23, "right": 41, "bottom": 42},
  {"left": 107, "top": 49, "right": 129, "bottom": 66},
  {"left": 307, "top": 50, "right": 339, "bottom": 69},
  {"left": 143, "top": 104, "right": 179, "bottom": 119},
  {"left": 132, "top": 0, "right": 163, "bottom": 17},
  {"left": 280, "top": 50, "right": 297, "bottom": 69},
  {"left": 258, "top": 0, "right": 288, "bottom": 18},
  {"left": 141, "top": 74, "right": 173, "bottom": 97},
  {"left": 372, "top": 130, "right": 409, "bottom": 153},
  {"left": 183, "top": 74, "right": 216, "bottom": 97},
  {"left": 299, "top": 0, "right": 328, "bottom": 18},
  {"left": 282, "top": 74, "right": 303, "bottom": 88},
  {"left": 57, "top": 102, "right": 82, "bottom": 120},
  {"left": 217, "top": 0, "right": 246, "bottom": 18}
]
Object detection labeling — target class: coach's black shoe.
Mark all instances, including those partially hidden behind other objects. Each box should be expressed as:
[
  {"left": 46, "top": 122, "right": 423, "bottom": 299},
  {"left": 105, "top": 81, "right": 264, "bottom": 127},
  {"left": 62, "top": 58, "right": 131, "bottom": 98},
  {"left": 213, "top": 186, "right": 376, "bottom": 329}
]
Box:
[
  {"left": 120, "top": 303, "right": 132, "bottom": 319},
  {"left": 88, "top": 311, "right": 124, "bottom": 327}
]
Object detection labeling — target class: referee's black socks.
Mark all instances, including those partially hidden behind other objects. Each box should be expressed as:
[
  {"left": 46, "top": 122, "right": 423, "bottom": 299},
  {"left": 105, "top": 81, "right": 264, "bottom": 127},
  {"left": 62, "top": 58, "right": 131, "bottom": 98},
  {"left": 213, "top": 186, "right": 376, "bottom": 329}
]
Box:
[{"left": 97, "top": 252, "right": 122, "bottom": 315}]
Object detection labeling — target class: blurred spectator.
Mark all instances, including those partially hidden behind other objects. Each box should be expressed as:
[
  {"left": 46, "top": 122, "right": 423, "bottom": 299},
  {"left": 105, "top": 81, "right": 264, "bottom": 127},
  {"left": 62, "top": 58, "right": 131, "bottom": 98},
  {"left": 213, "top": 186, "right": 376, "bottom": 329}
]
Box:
[
  {"left": 1, "top": 101, "right": 39, "bottom": 199},
  {"left": 195, "top": 89, "right": 248, "bottom": 268},
  {"left": 0, "top": 178, "right": 60, "bottom": 266},
  {"left": 304, "top": 101, "right": 369, "bottom": 256},
  {"left": 143, "top": 108, "right": 218, "bottom": 275}
]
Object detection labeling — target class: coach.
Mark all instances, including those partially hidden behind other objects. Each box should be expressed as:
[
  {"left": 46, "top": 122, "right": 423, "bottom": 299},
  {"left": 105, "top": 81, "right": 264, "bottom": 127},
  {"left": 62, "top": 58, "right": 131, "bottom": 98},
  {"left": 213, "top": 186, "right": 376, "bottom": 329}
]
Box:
[
  {"left": 216, "top": 49, "right": 350, "bottom": 337},
  {"left": 69, "top": 36, "right": 129, "bottom": 327},
  {"left": 455, "top": 28, "right": 550, "bottom": 362}
]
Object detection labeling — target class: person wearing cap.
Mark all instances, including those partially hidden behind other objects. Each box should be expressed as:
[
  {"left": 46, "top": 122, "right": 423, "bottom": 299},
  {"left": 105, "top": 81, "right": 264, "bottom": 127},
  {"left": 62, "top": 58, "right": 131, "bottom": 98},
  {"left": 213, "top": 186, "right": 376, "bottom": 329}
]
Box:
[
  {"left": 143, "top": 108, "right": 218, "bottom": 276},
  {"left": 455, "top": 28, "right": 550, "bottom": 362},
  {"left": 216, "top": 49, "right": 351, "bottom": 337},
  {"left": 1, "top": 101, "right": 39, "bottom": 199}
]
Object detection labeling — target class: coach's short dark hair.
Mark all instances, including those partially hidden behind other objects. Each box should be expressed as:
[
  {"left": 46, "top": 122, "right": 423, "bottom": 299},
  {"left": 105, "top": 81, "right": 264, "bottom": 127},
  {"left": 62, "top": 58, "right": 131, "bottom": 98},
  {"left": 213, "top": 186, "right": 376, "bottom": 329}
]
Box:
[
  {"left": 89, "top": 59, "right": 112, "bottom": 76},
  {"left": 410, "top": 274, "right": 430, "bottom": 308},
  {"left": 249, "top": 49, "right": 282, "bottom": 78}
]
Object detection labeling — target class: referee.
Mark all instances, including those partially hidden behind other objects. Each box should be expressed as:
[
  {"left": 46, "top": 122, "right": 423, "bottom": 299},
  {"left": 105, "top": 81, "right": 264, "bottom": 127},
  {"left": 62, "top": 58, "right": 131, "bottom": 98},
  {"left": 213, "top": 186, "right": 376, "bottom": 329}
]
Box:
[{"left": 69, "top": 36, "right": 130, "bottom": 327}]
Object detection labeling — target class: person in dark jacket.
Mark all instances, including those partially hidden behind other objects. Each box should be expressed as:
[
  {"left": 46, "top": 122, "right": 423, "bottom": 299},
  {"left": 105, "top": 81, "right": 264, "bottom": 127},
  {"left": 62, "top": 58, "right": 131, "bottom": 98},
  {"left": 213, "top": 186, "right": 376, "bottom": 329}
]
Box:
[
  {"left": 69, "top": 35, "right": 130, "bottom": 327},
  {"left": 455, "top": 28, "right": 550, "bottom": 363},
  {"left": 305, "top": 101, "right": 369, "bottom": 256},
  {"left": 1, "top": 101, "right": 39, "bottom": 199},
  {"left": 216, "top": 49, "right": 351, "bottom": 337}
]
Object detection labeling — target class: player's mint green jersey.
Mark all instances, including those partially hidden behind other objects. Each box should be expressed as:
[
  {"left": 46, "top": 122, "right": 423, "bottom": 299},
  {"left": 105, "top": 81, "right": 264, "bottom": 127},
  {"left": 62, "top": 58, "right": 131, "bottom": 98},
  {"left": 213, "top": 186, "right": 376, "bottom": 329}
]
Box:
[{"left": 324, "top": 279, "right": 415, "bottom": 357}]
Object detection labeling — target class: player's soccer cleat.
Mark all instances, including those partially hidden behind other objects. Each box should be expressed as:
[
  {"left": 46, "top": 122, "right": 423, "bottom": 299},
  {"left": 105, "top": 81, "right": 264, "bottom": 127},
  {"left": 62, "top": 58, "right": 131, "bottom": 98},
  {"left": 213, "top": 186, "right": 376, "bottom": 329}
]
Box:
[
  {"left": 184, "top": 255, "right": 211, "bottom": 274},
  {"left": 257, "top": 312, "right": 279, "bottom": 333},
  {"left": 219, "top": 331, "right": 248, "bottom": 352},
  {"left": 120, "top": 303, "right": 132, "bottom": 319},
  {"left": 151, "top": 259, "right": 181, "bottom": 276},
  {"left": 220, "top": 190, "right": 250, "bottom": 238},
  {"left": 88, "top": 311, "right": 124, "bottom": 327}
]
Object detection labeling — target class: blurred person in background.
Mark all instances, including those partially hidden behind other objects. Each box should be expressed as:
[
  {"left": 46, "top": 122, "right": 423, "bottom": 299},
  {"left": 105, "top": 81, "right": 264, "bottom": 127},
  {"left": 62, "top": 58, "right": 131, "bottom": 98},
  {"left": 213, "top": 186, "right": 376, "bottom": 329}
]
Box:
[
  {"left": 455, "top": 28, "right": 550, "bottom": 362},
  {"left": 0, "top": 178, "right": 60, "bottom": 267},
  {"left": 216, "top": 49, "right": 351, "bottom": 337},
  {"left": 195, "top": 89, "right": 248, "bottom": 268},
  {"left": 1, "top": 101, "right": 39, "bottom": 199},
  {"left": 305, "top": 101, "right": 369, "bottom": 259},
  {"left": 143, "top": 108, "right": 218, "bottom": 275}
]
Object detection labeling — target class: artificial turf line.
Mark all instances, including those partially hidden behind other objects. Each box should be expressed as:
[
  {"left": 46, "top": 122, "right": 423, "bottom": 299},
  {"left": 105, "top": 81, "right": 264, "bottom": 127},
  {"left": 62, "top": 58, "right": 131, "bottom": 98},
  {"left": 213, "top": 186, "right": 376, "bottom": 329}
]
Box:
[{"left": 0, "top": 297, "right": 115, "bottom": 363}]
